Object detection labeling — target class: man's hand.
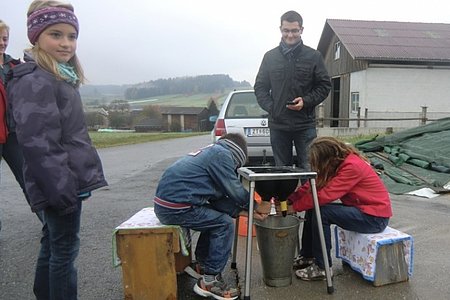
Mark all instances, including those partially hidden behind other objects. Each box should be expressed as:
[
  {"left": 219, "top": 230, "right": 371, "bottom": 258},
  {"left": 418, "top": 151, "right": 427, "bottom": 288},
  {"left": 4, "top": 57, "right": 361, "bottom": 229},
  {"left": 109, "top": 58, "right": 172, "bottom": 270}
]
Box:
[{"left": 286, "top": 97, "right": 304, "bottom": 111}]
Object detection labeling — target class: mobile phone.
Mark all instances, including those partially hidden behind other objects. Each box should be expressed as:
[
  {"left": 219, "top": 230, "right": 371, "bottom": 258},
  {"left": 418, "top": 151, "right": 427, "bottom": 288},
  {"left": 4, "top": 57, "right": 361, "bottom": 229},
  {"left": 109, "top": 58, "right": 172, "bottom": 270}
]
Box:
[{"left": 286, "top": 101, "right": 296, "bottom": 105}]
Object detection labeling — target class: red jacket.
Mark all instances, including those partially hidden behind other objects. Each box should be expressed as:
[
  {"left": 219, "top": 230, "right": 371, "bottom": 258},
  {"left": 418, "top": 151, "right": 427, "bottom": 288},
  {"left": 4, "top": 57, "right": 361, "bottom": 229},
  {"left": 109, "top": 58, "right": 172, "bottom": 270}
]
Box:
[
  {"left": 1, "top": 55, "right": 21, "bottom": 143},
  {"left": 288, "top": 153, "right": 392, "bottom": 218},
  {"left": 0, "top": 81, "right": 7, "bottom": 143}
]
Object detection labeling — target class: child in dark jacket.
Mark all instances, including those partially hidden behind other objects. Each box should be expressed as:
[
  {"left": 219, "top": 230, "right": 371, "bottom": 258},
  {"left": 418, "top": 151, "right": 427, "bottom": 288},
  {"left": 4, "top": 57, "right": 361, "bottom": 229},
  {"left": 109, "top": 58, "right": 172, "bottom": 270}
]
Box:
[
  {"left": 1, "top": 19, "right": 42, "bottom": 231},
  {"left": 7, "top": 1, "right": 107, "bottom": 298}
]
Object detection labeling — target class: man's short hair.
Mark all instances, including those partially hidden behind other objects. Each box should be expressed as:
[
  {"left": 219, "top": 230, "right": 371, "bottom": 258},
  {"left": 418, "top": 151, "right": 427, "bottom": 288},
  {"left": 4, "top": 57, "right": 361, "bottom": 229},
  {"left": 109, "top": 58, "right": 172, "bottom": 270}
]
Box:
[{"left": 280, "top": 10, "right": 303, "bottom": 27}]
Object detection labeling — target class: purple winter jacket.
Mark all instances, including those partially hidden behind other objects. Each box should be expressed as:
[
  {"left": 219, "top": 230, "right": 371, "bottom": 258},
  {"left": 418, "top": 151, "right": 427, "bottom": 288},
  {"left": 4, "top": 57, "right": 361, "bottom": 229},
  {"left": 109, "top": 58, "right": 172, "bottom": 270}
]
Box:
[{"left": 7, "top": 61, "right": 107, "bottom": 215}]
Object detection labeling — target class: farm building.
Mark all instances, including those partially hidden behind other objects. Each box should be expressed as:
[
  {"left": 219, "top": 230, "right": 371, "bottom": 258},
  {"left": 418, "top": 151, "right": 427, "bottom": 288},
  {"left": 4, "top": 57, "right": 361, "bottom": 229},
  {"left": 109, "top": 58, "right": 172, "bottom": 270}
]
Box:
[
  {"left": 160, "top": 106, "right": 214, "bottom": 132},
  {"left": 317, "top": 19, "right": 450, "bottom": 128}
]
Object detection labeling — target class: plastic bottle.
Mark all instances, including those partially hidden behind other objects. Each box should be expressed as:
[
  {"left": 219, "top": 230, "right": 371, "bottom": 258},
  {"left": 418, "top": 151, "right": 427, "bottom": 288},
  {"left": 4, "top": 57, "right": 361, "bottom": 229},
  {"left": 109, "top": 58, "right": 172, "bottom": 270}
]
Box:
[
  {"left": 280, "top": 200, "right": 288, "bottom": 217},
  {"left": 269, "top": 197, "right": 277, "bottom": 216}
]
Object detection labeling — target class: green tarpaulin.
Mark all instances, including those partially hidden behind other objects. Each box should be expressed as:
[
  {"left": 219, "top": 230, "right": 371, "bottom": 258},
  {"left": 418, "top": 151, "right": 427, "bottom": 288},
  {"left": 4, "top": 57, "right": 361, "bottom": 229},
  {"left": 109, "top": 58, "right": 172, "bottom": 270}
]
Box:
[{"left": 355, "top": 117, "right": 450, "bottom": 195}]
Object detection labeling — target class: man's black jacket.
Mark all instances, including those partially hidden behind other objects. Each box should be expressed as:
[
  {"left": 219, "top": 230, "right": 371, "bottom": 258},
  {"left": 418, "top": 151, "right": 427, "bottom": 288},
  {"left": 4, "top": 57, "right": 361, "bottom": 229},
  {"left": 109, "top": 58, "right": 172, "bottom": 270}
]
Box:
[{"left": 254, "top": 42, "right": 331, "bottom": 130}]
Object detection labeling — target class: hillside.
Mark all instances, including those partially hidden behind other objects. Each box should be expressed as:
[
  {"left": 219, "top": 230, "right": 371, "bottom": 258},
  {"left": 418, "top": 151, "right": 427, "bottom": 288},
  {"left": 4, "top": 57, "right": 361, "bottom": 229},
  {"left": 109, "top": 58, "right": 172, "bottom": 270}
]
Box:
[
  {"left": 126, "top": 93, "right": 229, "bottom": 109},
  {"left": 80, "top": 74, "right": 252, "bottom": 108}
]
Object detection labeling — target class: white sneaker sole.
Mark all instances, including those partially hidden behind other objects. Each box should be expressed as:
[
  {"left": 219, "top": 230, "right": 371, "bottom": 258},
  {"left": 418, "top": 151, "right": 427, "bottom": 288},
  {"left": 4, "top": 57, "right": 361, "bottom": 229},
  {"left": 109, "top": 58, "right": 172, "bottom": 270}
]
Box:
[
  {"left": 193, "top": 282, "right": 238, "bottom": 300},
  {"left": 295, "top": 268, "right": 333, "bottom": 281}
]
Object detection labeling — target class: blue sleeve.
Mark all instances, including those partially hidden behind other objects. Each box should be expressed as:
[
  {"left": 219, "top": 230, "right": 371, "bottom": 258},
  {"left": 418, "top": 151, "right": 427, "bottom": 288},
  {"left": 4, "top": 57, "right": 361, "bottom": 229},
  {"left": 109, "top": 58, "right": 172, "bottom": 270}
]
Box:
[{"left": 207, "top": 151, "right": 250, "bottom": 209}]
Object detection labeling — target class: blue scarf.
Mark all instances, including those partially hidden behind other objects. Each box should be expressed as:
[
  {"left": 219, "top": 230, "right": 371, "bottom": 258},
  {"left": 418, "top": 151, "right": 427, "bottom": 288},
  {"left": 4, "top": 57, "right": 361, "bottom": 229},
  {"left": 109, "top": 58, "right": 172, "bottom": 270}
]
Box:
[
  {"left": 279, "top": 39, "right": 302, "bottom": 60},
  {"left": 57, "top": 63, "right": 79, "bottom": 84}
]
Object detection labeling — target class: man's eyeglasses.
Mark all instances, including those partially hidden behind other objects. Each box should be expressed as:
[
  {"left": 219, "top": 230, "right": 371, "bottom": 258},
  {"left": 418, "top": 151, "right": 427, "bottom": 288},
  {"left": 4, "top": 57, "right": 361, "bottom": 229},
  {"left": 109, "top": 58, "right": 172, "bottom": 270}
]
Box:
[{"left": 281, "top": 28, "right": 301, "bottom": 35}]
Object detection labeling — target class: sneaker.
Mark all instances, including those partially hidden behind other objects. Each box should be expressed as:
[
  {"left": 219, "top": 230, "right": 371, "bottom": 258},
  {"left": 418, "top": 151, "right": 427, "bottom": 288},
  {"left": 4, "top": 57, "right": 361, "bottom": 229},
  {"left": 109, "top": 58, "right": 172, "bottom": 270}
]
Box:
[
  {"left": 193, "top": 274, "right": 239, "bottom": 300},
  {"left": 293, "top": 255, "right": 315, "bottom": 270},
  {"left": 191, "top": 261, "right": 205, "bottom": 275},
  {"left": 295, "top": 263, "right": 333, "bottom": 281}
]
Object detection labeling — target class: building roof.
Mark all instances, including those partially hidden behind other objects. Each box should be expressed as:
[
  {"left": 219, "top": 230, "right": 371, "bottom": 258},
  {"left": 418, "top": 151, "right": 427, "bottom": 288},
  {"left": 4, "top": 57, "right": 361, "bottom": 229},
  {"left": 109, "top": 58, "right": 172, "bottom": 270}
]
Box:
[
  {"left": 159, "top": 106, "right": 206, "bottom": 115},
  {"left": 318, "top": 19, "right": 450, "bottom": 63}
]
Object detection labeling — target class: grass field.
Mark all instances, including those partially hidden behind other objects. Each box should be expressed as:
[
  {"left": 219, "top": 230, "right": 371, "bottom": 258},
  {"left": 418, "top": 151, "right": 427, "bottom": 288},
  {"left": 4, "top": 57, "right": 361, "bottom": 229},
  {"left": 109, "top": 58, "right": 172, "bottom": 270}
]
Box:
[
  {"left": 89, "top": 131, "right": 209, "bottom": 148},
  {"left": 126, "top": 92, "right": 231, "bottom": 110},
  {"left": 89, "top": 130, "right": 378, "bottom": 149}
]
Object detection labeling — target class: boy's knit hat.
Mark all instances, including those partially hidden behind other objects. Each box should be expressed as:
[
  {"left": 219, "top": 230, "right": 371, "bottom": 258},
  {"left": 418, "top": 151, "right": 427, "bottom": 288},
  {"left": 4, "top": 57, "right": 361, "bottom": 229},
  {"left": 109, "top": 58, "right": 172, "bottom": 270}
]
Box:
[
  {"left": 27, "top": 6, "right": 79, "bottom": 45},
  {"left": 220, "top": 138, "right": 247, "bottom": 169}
]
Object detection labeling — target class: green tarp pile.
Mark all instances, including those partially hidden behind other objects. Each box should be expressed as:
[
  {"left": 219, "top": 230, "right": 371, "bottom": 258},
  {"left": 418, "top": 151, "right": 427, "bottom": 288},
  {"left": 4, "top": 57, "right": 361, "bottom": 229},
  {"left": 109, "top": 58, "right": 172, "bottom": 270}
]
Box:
[{"left": 355, "top": 117, "right": 450, "bottom": 195}]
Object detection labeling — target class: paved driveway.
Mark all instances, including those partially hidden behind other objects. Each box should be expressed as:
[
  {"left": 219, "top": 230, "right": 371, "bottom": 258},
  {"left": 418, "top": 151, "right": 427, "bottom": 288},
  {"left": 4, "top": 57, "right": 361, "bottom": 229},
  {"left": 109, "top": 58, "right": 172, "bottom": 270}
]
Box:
[{"left": 1, "top": 134, "right": 450, "bottom": 299}]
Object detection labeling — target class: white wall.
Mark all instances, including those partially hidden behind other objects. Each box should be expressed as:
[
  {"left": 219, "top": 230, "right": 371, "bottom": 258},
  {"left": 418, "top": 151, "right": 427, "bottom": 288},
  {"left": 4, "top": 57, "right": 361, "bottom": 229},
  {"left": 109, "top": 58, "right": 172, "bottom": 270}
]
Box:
[
  {"left": 348, "top": 66, "right": 450, "bottom": 128},
  {"left": 366, "top": 66, "right": 450, "bottom": 111}
]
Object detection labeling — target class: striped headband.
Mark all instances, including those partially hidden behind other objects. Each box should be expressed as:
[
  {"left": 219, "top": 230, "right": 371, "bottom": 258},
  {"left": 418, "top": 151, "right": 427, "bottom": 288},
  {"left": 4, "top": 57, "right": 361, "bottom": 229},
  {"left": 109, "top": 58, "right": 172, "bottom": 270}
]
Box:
[{"left": 27, "top": 6, "right": 79, "bottom": 45}]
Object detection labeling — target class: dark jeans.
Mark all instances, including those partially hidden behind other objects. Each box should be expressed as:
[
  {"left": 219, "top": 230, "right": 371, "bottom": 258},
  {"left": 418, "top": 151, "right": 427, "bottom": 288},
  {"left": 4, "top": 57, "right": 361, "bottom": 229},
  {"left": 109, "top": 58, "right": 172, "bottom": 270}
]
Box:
[
  {"left": 300, "top": 204, "right": 389, "bottom": 269},
  {"left": 33, "top": 201, "right": 82, "bottom": 300},
  {"left": 154, "top": 203, "right": 235, "bottom": 275},
  {"left": 270, "top": 127, "right": 316, "bottom": 169},
  {"left": 0, "top": 133, "right": 43, "bottom": 222}
]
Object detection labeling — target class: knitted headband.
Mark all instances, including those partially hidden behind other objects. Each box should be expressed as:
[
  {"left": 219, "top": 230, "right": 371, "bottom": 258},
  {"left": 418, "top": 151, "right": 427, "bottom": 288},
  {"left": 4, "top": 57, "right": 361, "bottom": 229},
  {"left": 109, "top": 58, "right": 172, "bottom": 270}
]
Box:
[
  {"left": 27, "top": 6, "right": 79, "bottom": 45},
  {"left": 220, "top": 139, "right": 247, "bottom": 169}
]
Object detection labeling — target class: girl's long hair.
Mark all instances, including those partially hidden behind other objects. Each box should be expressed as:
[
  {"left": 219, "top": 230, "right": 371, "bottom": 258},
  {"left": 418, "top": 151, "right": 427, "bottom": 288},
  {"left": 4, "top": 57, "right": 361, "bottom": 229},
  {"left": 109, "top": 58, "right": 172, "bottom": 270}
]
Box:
[
  {"left": 0, "top": 19, "right": 10, "bottom": 33},
  {"left": 309, "top": 136, "right": 368, "bottom": 189},
  {"left": 27, "top": 0, "right": 85, "bottom": 87}
]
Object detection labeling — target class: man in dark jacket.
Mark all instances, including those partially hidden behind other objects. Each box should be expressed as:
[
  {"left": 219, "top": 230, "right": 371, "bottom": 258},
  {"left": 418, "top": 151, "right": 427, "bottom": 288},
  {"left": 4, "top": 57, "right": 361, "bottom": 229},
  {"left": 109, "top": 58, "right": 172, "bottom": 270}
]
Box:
[{"left": 254, "top": 10, "right": 331, "bottom": 170}]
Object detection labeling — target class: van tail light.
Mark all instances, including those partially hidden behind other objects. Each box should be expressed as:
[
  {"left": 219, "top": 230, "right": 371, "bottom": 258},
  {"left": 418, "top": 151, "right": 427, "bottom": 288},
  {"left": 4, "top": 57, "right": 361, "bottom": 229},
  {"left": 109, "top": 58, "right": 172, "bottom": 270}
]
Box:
[{"left": 214, "top": 118, "right": 227, "bottom": 137}]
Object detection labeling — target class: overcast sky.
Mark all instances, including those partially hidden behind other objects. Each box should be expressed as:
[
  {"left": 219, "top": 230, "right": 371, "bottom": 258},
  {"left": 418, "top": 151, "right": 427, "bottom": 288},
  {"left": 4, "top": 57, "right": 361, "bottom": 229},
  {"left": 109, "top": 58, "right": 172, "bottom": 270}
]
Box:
[{"left": 4, "top": 0, "right": 449, "bottom": 85}]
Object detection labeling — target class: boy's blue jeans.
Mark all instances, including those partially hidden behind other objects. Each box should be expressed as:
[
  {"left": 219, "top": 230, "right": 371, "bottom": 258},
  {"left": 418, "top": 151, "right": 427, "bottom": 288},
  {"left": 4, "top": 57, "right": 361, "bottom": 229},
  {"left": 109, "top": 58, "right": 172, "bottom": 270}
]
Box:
[
  {"left": 300, "top": 203, "right": 389, "bottom": 269},
  {"left": 33, "top": 201, "right": 82, "bottom": 300},
  {"left": 154, "top": 203, "right": 236, "bottom": 275}
]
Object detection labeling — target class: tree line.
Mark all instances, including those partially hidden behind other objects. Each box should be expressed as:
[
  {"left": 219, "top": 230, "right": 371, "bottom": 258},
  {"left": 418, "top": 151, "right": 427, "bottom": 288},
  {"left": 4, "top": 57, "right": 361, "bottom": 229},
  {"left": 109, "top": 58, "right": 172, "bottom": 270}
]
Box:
[{"left": 124, "top": 74, "right": 250, "bottom": 100}]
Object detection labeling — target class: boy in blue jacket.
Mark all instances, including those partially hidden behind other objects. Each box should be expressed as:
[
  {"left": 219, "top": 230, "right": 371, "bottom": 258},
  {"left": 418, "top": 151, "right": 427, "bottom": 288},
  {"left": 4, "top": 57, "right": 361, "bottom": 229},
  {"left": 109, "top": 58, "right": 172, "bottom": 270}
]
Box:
[{"left": 154, "top": 133, "right": 267, "bottom": 300}]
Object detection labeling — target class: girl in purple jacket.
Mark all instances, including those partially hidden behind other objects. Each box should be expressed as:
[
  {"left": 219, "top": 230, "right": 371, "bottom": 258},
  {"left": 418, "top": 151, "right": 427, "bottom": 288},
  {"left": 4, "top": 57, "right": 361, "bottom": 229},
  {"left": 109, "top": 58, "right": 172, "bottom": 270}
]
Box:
[{"left": 7, "top": 1, "right": 107, "bottom": 299}]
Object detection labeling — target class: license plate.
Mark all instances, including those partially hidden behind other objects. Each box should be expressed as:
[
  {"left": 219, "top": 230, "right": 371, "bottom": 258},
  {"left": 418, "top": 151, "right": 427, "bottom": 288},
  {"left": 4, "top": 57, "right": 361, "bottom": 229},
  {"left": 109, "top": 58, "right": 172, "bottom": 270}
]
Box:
[{"left": 245, "top": 127, "right": 270, "bottom": 137}]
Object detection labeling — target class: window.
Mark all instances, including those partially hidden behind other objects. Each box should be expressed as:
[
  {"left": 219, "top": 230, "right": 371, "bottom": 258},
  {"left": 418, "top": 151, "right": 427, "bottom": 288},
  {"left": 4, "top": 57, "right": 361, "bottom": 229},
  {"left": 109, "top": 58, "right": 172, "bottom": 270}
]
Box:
[
  {"left": 334, "top": 41, "right": 341, "bottom": 60},
  {"left": 351, "top": 92, "right": 359, "bottom": 113},
  {"left": 225, "top": 93, "right": 266, "bottom": 118}
]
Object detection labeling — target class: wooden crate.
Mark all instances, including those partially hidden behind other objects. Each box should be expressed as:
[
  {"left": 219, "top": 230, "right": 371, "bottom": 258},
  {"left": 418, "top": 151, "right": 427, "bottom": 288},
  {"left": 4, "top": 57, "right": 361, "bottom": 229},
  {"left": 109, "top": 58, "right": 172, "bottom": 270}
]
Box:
[
  {"left": 335, "top": 226, "right": 413, "bottom": 286},
  {"left": 373, "top": 242, "right": 409, "bottom": 286},
  {"left": 116, "top": 227, "right": 191, "bottom": 300}
]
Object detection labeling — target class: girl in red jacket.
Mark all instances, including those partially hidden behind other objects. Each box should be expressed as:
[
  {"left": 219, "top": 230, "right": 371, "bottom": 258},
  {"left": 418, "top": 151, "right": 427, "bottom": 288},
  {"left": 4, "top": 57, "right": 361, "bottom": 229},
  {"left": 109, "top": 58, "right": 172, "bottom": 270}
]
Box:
[{"left": 288, "top": 136, "right": 392, "bottom": 281}]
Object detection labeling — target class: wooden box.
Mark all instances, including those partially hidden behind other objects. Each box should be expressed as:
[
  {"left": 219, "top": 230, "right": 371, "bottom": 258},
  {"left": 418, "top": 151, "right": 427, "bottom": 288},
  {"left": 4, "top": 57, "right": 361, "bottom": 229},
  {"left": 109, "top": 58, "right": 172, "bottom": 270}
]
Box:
[
  {"left": 115, "top": 208, "right": 191, "bottom": 300},
  {"left": 373, "top": 241, "right": 409, "bottom": 286},
  {"left": 335, "top": 226, "right": 413, "bottom": 286}
]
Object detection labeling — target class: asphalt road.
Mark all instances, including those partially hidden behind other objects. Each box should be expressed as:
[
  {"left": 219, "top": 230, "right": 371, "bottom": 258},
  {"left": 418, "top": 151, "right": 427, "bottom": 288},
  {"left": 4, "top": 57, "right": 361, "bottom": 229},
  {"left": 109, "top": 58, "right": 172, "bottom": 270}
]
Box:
[{"left": 1, "top": 134, "right": 450, "bottom": 300}]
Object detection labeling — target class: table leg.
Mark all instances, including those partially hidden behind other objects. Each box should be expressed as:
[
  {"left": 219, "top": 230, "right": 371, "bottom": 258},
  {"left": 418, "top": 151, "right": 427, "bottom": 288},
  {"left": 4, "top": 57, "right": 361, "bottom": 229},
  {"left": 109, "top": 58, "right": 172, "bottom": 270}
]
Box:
[
  {"left": 310, "top": 178, "right": 334, "bottom": 294},
  {"left": 231, "top": 213, "right": 240, "bottom": 269},
  {"left": 243, "top": 181, "right": 255, "bottom": 299}
]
